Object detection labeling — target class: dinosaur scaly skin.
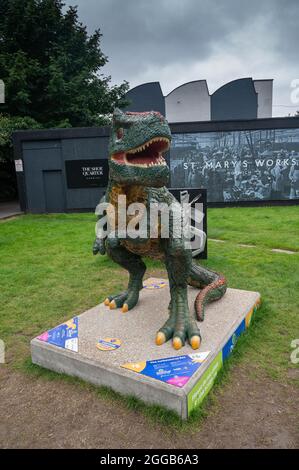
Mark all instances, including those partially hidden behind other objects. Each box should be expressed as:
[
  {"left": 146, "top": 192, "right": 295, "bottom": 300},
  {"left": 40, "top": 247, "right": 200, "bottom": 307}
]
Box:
[{"left": 93, "top": 109, "right": 227, "bottom": 350}]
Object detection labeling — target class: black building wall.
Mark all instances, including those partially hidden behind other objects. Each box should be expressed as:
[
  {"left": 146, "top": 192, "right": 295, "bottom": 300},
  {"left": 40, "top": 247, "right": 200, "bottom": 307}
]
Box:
[
  {"left": 13, "top": 116, "right": 299, "bottom": 213},
  {"left": 13, "top": 127, "right": 110, "bottom": 213}
]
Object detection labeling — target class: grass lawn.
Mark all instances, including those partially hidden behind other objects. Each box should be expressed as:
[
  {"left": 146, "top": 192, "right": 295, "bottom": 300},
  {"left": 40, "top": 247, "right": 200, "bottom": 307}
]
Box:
[
  {"left": 208, "top": 205, "right": 299, "bottom": 251},
  {"left": 0, "top": 206, "right": 298, "bottom": 424}
]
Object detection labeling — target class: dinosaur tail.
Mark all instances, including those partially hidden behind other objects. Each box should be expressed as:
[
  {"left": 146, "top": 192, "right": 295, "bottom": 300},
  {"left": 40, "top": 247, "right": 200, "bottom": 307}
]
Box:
[{"left": 188, "top": 263, "right": 227, "bottom": 322}]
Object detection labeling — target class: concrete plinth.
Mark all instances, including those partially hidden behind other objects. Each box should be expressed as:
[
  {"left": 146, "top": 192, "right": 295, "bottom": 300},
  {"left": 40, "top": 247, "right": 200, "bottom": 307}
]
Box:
[{"left": 31, "top": 278, "right": 261, "bottom": 419}]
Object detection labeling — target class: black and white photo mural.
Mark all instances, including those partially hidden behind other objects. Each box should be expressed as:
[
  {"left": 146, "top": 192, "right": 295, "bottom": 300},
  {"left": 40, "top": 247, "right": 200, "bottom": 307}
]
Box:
[{"left": 170, "top": 128, "right": 299, "bottom": 203}]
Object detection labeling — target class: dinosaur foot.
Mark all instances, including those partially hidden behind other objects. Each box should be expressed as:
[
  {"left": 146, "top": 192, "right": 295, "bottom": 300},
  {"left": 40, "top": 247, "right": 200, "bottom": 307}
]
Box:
[
  {"left": 156, "top": 328, "right": 201, "bottom": 350},
  {"left": 155, "top": 291, "right": 201, "bottom": 350},
  {"left": 104, "top": 288, "right": 139, "bottom": 313}
]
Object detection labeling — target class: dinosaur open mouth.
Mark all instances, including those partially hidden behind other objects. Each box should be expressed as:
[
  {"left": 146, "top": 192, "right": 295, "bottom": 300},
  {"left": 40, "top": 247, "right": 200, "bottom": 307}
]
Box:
[{"left": 111, "top": 137, "right": 170, "bottom": 167}]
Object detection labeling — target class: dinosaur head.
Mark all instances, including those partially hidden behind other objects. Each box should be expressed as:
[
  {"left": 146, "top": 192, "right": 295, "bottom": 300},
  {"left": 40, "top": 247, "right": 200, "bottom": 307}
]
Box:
[{"left": 108, "top": 108, "right": 171, "bottom": 187}]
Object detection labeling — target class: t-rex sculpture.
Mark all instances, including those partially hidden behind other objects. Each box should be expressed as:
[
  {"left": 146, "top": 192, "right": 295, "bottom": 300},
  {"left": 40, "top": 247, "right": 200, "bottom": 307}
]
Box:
[{"left": 93, "top": 109, "right": 227, "bottom": 350}]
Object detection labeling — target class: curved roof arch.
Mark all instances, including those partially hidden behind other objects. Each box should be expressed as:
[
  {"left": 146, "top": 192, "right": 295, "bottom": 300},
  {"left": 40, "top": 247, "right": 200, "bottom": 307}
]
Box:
[
  {"left": 165, "top": 80, "right": 211, "bottom": 122},
  {"left": 211, "top": 77, "right": 257, "bottom": 120},
  {"left": 166, "top": 80, "right": 209, "bottom": 97},
  {"left": 124, "top": 82, "right": 165, "bottom": 116}
]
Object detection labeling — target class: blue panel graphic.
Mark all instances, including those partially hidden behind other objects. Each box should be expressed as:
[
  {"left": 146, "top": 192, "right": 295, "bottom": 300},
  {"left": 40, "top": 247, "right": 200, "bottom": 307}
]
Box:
[
  {"left": 123, "top": 352, "right": 210, "bottom": 388},
  {"left": 37, "top": 317, "right": 79, "bottom": 352},
  {"left": 222, "top": 319, "right": 246, "bottom": 361}
]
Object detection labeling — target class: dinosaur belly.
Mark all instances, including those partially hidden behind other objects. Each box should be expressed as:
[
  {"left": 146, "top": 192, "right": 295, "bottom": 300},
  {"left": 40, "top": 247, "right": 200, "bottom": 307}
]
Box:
[
  {"left": 107, "top": 184, "right": 165, "bottom": 260},
  {"left": 120, "top": 238, "right": 164, "bottom": 260}
]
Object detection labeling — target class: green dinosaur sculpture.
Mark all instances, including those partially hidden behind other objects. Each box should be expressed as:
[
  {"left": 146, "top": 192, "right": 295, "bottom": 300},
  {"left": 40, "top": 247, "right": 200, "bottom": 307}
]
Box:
[{"left": 93, "top": 108, "right": 227, "bottom": 350}]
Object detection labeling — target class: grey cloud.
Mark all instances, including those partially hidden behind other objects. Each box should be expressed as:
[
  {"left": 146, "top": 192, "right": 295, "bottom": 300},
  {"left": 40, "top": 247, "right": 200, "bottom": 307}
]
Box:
[{"left": 64, "top": 0, "right": 299, "bottom": 115}]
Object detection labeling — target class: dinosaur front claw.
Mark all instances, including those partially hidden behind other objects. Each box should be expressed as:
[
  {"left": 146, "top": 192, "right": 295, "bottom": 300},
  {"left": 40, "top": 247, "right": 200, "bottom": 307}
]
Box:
[{"left": 103, "top": 288, "right": 140, "bottom": 312}]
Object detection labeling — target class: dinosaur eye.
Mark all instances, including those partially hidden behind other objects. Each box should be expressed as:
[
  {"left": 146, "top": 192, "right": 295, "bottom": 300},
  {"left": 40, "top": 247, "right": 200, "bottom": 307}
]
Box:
[{"left": 116, "top": 128, "right": 124, "bottom": 140}]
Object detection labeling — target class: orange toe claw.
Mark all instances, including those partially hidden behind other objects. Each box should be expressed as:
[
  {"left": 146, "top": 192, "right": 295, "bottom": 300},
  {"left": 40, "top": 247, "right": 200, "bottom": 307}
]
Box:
[
  {"left": 173, "top": 337, "right": 183, "bottom": 350},
  {"left": 122, "top": 303, "right": 129, "bottom": 313},
  {"left": 109, "top": 300, "right": 116, "bottom": 309},
  {"left": 104, "top": 298, "right": 110, "bottom": 306},
  {"left": 190, "top": 335, "right": 201, "bottom": 350},
  {"left": 155, "top": 332, "right": 166, "bottom": 346}
]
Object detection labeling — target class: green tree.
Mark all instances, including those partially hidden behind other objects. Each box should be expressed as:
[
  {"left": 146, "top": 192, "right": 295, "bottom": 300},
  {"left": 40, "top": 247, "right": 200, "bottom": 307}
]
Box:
[
  {"left": 0, "top": 0, "right": 129, "bottom": 127},
  {"left": 0, "top": 114, "right": 41, "bottom": 200},
  {"left": 0, "top": 114, "right": 40, "bottom": 161}
]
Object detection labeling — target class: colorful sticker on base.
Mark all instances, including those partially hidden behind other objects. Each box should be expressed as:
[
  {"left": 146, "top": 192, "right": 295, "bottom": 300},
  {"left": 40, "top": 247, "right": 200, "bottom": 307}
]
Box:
[
  {"left": 187, "top": 296, "right": 261, "bottom": 415},
  {"left": 143, "top": 278, "right": 168, "bottom": 289},
  {"left": 188, "top": 351, "right": 223, "bottom": 414},
  {"left": 97, "top": 337, "right": 122, "bottom": 351},
  {"left": 122, "top": 351, "right": 210, "bottom": 388},
  {"left": 223, "top": 297, "right": 261, "bottom": 360},
  {"left": 246, "top": 299, "right": 260, "bottom": 327},
  {"left": 37, "top": 317, "right": 78, "bottom": 352},
  {"left": 222, "top": 319, "right": 246, "bottom": 361}
]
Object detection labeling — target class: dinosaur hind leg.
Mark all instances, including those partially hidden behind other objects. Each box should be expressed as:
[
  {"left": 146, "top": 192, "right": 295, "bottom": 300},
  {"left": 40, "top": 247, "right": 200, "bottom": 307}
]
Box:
[
  {"left": 156, "top": 239, "right": 201, "bottom": 350},
  {"left": 105, "top": 236, "right": 146, "bottom": 312}
]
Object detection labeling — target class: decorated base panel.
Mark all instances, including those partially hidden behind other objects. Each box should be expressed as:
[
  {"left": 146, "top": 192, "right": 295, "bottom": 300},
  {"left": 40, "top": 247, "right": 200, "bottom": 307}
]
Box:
[{"left": 31, "top": 278, "right": 261, "bottom": 419}]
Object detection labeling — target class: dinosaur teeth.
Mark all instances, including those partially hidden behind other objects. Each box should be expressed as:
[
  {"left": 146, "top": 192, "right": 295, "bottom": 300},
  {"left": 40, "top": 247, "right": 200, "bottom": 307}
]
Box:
[
  {"left": 113, "top": 137, "right": 170, "bottom": 167},
  {"left": 122, "top": 159, "right": 167, "bottom": 167},
  {"left": 111, "top": 153, "right": 167, "bottom": 167},
  {"left": 127, "top": 136, "right": 170, "bottom": 155}
]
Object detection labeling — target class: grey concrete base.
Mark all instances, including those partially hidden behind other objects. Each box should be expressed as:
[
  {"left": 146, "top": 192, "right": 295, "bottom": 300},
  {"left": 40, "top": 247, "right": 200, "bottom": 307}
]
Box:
[{"left": 31, "top": 278, "right": 261, "bottom": 419}]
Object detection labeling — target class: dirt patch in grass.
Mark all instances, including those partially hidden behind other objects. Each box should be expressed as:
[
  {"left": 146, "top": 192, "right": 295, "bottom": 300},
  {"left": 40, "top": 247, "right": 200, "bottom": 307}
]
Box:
[{"left": 0, "top": 365, "right": 297, "bottom": 449}]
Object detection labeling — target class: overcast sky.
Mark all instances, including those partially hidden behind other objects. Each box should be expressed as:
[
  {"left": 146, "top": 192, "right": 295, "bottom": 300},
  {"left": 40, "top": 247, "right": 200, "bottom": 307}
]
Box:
[{"left": 64, "top": 0, "right": 299, "bottom": 116}]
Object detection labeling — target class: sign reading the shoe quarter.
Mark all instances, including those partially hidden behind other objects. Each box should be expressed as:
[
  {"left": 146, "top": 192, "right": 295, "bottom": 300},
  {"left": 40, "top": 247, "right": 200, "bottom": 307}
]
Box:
[{"left": 65, "top": 158, "right": 109, "bottom": 188}]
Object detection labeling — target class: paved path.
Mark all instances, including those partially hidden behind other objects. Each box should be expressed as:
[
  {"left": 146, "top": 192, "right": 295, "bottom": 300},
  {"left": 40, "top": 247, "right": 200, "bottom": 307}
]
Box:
[
  {"left": 209, "top": 238, "right": 297, "bottom": 254},
  {"left": 0, "top": 201, "right": 22, "bottom": 220}
]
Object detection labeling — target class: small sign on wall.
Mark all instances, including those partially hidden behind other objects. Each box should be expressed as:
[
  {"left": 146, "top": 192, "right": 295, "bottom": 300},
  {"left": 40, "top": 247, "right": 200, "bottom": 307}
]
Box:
[
  {"left": 14, "top": 159, "right": 23, "bottom": 172},
  {"left": 65, "top": 159, "right": 109, "bottom": 188},
  {"left": 0, "top": 79, "right": 4, "bottom": 103}
]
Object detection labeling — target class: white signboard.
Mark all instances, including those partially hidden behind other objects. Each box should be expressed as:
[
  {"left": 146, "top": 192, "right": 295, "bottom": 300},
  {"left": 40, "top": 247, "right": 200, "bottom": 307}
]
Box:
[
  {"left": 15, "top": 159, "right": 23, "bottom": 172},
  {"left": 0, "top": 80, "right": 4, "bottom": 103}
]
